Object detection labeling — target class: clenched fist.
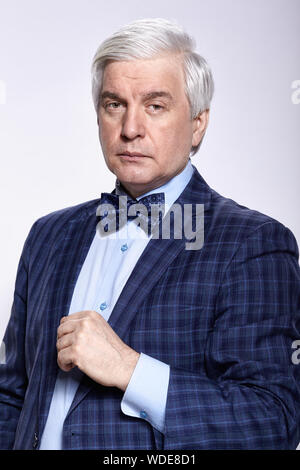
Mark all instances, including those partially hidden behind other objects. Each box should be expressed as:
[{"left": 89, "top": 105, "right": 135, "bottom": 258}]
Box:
[{"left": 56, "top": 310, "right": 140, "bottom": 391}]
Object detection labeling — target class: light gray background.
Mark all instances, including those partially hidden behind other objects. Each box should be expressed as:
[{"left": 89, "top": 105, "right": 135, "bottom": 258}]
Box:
[{"left": 0, "top": 0, "right": 299, "bottom": 440}]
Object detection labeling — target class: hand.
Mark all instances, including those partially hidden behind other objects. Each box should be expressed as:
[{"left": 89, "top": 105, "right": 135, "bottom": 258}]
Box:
[{"left": 56, "top": 310, "right": 140, "bottom": 391}]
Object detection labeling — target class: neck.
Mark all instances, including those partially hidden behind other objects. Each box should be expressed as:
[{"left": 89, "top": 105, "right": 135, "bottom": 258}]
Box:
[
  {"left": 119, "top": 162, "right": 190, "bottom": 199},
  {"left": 120, "top": 182, "right": 163, "bottom": 200}
]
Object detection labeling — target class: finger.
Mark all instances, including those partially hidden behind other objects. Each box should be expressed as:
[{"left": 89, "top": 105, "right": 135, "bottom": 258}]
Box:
[
  {"left": 59, "top": 313, "right": 82, "bottom": 325},
  {"left": 57, "top": 320, "right": 76, "bottom": 339},
  {"left": 60, "top": 311, "right": 96, "bottom": 324},
  {"left": 57, "top": 346, "right": 76, "bottom": 372},
  {"left": 56, "top": 332, "right": 73, "bottom": 352}
]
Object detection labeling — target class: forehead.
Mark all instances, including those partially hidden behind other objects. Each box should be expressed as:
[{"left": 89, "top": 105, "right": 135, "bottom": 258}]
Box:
[{"left": 101, "top": 54, "right": 186, "bottom": 97}]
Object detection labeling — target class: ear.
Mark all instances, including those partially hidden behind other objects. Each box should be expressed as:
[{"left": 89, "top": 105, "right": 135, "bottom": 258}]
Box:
[{"left": 192, "top": 109, "right": 210, "bottom": 147}]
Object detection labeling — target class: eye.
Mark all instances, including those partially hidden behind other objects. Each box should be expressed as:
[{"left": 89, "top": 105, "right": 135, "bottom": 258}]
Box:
[
  {"left": 149, "top": 104, "right": 164, "bottom": 111},
  {"left": 105, "top": 102, "right": 122, "bottom": 110}
]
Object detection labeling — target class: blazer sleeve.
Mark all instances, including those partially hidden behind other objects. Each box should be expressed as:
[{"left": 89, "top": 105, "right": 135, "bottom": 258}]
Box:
[
  {"left": 0, "top": 222, "right": 37, "bottom": 449},
  {"left": 163, "top": 221, "right": 300, "bottom": 449}
]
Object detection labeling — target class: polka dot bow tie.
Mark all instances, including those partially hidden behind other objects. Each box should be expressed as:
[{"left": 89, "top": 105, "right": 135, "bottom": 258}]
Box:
[{"left": 98, "top": 192, "right": 165, "bottom": 235}]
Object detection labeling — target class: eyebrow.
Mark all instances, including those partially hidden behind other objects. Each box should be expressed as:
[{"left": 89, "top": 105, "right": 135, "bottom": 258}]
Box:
[
  {"left": 143, "top": 91, "right": 174, "bottom": 102},
  {"left": 100, "top": 90, "right": 174, "bottom": 103}
]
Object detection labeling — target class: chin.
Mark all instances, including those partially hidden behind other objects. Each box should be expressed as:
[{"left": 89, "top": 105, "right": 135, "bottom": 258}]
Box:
[
  {"left": 119, "top": 176, "right": 152, "bottom": 187},
  {"left": 115, "top": 168, "right": 153, "bottom": 184}
]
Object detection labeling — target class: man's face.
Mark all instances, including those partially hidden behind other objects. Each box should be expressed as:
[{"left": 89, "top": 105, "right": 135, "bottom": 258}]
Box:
[{"left": 97, "top": 54, "right": 208, "bottom": 198}]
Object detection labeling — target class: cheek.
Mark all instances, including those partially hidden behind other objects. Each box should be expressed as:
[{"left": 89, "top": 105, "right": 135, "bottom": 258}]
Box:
[
  {"left": 98, "top": 124, "right": 111, "bottom": 149},
  {"left": 156, "top": 119, "right": 192, "bottom": 155},
  {"left": 98, "top": 117, "right": 119, "bottom": 149}
]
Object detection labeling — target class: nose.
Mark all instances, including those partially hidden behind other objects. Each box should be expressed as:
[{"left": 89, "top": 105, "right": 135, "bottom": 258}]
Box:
[{"left": 121, "top": 107, "right": 145, "bottom": 140}]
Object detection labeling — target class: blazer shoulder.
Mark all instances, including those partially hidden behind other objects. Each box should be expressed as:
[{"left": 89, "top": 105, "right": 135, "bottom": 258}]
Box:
[
  {"left": 207, "top": 187, "right": 299, "bottom": 255},
  {"left": 34, "top": 197, "right": 100, "bottom": 226},
  {"left": 191, "top": 167, "right": 288, "bottom": 237},
  {"left": 23, "top": 198, "right": 100, "bottom": 259}
]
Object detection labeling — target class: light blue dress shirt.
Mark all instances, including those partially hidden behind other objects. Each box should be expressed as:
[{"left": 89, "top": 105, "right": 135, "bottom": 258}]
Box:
[{"left": 39, "top": 159, "right": 194, "bottom": 449}]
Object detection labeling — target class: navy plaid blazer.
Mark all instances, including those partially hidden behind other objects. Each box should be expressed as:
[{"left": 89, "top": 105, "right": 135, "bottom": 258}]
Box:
[{"left": 1, "top": 166, "right": 300, "bottom": 449}]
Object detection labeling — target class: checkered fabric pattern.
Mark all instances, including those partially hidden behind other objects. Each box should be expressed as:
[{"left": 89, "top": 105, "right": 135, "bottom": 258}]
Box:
[{"left": 1, "top": 166, "right": 300, "bottom": 449}]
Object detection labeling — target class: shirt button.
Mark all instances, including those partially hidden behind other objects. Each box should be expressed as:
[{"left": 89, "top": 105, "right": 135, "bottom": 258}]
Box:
[
  {"left": 121, "top": 243, "right": 128, "bottom": 252},
  {"left": 100, "top": 302, "right": 107, "bottom": 311},
  {"left": 140, "top": 410, "right": 147, "bottom": 419}
]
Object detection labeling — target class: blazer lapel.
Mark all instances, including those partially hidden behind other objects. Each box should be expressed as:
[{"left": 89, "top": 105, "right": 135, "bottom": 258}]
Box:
[
  {"left": 109, "top": 166, "right": 212, "bottom": 337},
  {"left": 39, "top": 204, "right": 99, "bottom": 432},
  {"left": 67, "top": 166, "right": 212, "bottom": 415}
]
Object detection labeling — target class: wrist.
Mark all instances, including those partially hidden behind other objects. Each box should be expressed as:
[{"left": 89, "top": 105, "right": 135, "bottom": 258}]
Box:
[{"left": 117, "top": 348, "right": 140, "bottom": 392}]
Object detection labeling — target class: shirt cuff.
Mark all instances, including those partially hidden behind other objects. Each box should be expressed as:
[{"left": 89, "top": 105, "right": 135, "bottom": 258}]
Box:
[{"left": 121, "top": 352, "right": 170, "bottom": 433}]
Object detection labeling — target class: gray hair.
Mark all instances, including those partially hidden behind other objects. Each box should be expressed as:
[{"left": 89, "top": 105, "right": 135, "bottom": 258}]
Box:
[{"left": 91, "top": 18, "right": 214, "bottom": 155}]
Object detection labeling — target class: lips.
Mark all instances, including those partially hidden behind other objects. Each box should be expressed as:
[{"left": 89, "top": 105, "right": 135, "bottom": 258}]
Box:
[{"left": 118, "top": 151, "right": 148, "bottom": 158}]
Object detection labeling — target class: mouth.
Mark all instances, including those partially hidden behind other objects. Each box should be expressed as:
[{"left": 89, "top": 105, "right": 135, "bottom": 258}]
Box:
[{"left": 117, "top": 151, "right": 149, "bottom": 161}]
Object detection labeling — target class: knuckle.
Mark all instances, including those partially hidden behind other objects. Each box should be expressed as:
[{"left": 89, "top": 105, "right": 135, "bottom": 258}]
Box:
[
  {"left": 72, "top": 343, "right": 80, "bottom": 357},
  {"left": 81, "top": 318, "right": 91, "bottom": 331},
  {"left": 75, "top": 330, "right": 84, "bottom": 343}
]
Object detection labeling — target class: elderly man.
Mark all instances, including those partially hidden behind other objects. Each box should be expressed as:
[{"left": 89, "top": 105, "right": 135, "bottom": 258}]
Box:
[{"left": 0, "top": 18, "right": 300, "bottom": 450}]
